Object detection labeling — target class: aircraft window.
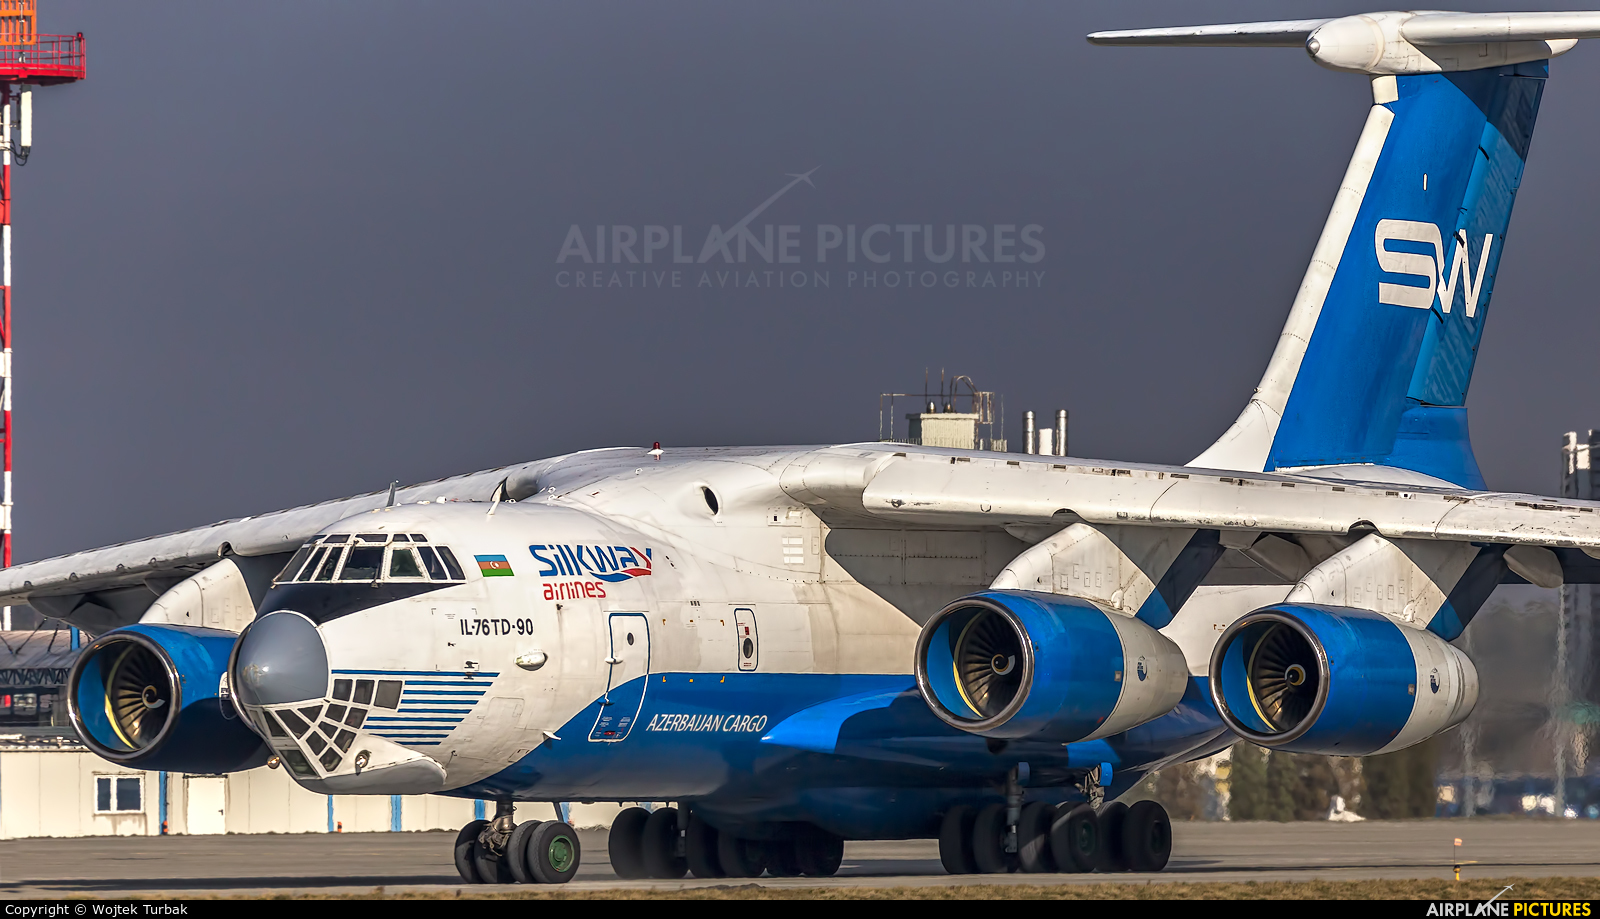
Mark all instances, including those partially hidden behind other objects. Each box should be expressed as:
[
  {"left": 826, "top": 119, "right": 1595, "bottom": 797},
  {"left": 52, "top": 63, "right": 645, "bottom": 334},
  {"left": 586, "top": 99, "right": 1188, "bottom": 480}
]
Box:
[
  {"left": 410, "top": 534, "right": 428, "bottom": 542},
  {"left": 392, "top": 534, "right": 410, "bottom": 542},
  {"left": 357, "top": 533, "right": 385, "bottom": 543},
  {"left": 323, "top": 534, "right": 349, "bottom": 544},
  {"left": 388, "top": 547, "right": 425, "bottom": 579},
  {"left": 334, "top": 729, "right": 356, "bottom": 752},
  {"left": 297, "top": 705, "right": 323, "bottom": 723},
  {"left": 354, "top": 680, "right": 375, "bottom": 705},
  {"left": 417, "top": 546, "right": 448, "bottom": 580},
  {"left": 257, "top": 711, "right": 286, "bottom": 738},
  {"left": 278, "top": 545, "right": 315, "bottom": 583},
  {"left": 306, "top": 732, "right": 327, "bottom": 755},
  {"left": 326, "top": 704, "right": 347, "bottom": 722},
  {"left": 332, "top": 679, "right": 353, "bottom": 702},
  {"left": 311, "top": 547, "right": 345, "bottom": 581},
  {"left": 277, "top": 710, "right": 310, "bottom": 737},
  {"left": 374, "top": 680, "right": 403, "bottom": 709},
  {"left": 281, "top": 749, "right": 316, "bottom": 778},
  {"left": 344, "top": 708, "right": 367, "bottom": 728},
  {"left": 437, "top": 546, "right": 467, "bottom": 580},
  {"left": 341, "top": 547, "right": 385, "bottom": 581},
  {"left": 319, "top": 748, "right": 342, "bottom": 771}
]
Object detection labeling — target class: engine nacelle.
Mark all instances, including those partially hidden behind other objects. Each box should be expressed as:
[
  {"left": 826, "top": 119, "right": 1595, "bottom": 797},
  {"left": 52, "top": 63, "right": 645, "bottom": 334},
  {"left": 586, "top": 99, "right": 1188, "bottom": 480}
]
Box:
[
  {"left": 66, "top": 624, "right": 270, "bottom": 772},
  {"left": 914, "top": 590, "right": 1188, "bottom": 742},
  {"left": 1210, "top": 605, "right": 1478, "bottom": 755}
]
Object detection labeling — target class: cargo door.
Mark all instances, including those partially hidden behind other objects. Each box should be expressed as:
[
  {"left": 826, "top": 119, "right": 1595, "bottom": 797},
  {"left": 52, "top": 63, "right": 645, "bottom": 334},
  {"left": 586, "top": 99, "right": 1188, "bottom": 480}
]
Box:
[{"left": 589, "top": 613, "right": 650, "bottom": 742}]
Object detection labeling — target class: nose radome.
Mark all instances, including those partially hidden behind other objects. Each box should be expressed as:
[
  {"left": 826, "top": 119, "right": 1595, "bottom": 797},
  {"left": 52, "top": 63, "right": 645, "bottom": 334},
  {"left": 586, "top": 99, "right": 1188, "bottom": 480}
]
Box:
[{"left": 233, "top": 612, "right": 329, "bottom": 707}]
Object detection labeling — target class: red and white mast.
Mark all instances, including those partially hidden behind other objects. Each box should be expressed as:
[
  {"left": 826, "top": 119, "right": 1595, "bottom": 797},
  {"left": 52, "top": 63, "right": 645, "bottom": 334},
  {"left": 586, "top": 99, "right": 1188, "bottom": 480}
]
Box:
[{"left": 0, "top": 5, "right": 86, "bottom": 630}]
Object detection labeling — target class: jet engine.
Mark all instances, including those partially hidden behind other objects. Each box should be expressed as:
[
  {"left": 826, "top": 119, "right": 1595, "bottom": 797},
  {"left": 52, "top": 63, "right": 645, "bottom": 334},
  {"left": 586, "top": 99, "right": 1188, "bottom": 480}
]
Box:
[
  {"left": 66, "top": 624, "right": 270, "bottom": 772},
  {"left": 913, "top": 590, "right": 1188, "bottom": 742},
  {"left": 1210, "top": 605, "right": 1478, "bottom": 755}
]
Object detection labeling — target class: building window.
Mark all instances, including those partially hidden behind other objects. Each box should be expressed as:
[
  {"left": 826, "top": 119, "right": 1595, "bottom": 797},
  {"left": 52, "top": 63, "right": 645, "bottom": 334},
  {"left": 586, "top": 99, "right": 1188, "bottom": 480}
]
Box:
[{"left": 94, "top": 775, "right": 143, "bottom": 813}]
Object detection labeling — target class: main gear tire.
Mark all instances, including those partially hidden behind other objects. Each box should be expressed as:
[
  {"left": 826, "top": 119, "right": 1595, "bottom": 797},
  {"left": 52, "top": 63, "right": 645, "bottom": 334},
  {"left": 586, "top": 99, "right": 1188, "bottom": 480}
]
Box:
[
  {"left": 1050, "top": 803, "right": 1100, "bottom": 873},
  {"left": 1098, "top": 801, "right": 1130, "bottom": 872},
  {"left": 608, "top": 806, "right": 651, "bottom": 879},
  {"left": 717, "top": 833, "right": 769, "bottom": 878},
  {"left": 1122, "top": 800, "right": 1172, "bottom": 872},
  {"left": 473, "top": 837, "right": 514, "bottom": 884},
  {"left": 641, "top": 806, "right": 689, "bottom": 879},
  {"left": 1016, "top": 801, "right": 1058, "bottom": 873},
  {"left": 795, "top": 829, "right": 845, "bottom": 877},
  {"left": 685, "top": 812, "right": 725, "bottom": 879},
  {"left": 971, "top": 803, "right": 1018, "bottom": 874},
  {"left": 938, "top": 805, "right": 978, "bottom": 875}
]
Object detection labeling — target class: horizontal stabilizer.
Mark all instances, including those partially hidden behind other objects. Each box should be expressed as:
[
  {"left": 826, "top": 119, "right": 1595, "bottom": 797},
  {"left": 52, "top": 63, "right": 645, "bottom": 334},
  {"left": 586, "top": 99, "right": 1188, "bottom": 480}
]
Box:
[
  {"left": 1087, "top": 19, "right": 1329, "bottom": 47},
  {"left": 1401, "top": 11, "right": 1600, "bottom": 43}
]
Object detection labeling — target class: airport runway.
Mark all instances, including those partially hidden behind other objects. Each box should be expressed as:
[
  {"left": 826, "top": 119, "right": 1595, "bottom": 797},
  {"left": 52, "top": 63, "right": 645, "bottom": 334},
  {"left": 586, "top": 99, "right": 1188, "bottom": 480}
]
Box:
[{"left": 2, "top": 820, "right": 1598, "bottom": 897}]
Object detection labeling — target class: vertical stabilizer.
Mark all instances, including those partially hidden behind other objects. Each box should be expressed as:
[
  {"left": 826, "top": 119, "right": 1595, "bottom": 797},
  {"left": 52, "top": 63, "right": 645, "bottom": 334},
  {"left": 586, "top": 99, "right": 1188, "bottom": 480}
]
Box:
[{"left": 1090, "top": 12, "right": 1591, "bottom": 487}]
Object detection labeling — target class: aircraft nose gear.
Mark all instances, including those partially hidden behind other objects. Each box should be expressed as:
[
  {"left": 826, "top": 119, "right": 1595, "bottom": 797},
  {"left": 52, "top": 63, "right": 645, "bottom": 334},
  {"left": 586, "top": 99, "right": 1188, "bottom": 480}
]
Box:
[{"left": 453, "top": 801, "right": 581, "bottom": 885}]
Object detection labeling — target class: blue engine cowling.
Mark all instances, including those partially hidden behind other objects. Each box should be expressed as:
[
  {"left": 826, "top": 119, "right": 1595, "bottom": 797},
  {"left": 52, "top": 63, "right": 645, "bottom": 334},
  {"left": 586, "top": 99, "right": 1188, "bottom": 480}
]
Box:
[
  {"left": 66, "top": 624, "right": 270, "bottom": 772},
  {"left": 913, "top": 590, "right": 1188, "bottom": 742},
  {"left": 1209, "top": 604, "right": 1478, "bottom": 755}
]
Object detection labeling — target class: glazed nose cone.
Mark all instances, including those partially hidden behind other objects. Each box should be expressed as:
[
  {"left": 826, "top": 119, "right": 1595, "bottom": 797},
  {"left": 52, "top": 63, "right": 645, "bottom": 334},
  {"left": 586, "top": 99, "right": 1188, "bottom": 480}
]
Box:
[{"left": 234, "top": 612, "right": 329, "bottom": 706}]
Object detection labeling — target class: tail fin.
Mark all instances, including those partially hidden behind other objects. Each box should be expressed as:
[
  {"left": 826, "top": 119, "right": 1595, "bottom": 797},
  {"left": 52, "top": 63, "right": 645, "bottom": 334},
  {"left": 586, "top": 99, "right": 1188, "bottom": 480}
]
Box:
[
  {"left": 1193, "top": 64, "right": 1545, "bottom": 487},
  {"left": 1090, "top": 12, "right": 1584, "bottom": 487}
]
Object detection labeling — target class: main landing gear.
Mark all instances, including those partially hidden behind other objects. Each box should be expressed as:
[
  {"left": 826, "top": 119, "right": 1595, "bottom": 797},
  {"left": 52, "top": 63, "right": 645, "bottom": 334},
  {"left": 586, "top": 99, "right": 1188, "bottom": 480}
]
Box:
[
  {"left": 939, "top": 799, "right": 1170, "bottom": 874},
  {"left": 454, "top": 801, "right": 582, "bottom": 885},
  {"left": 607, "top": 805, "right": 844, "bottom": 879}
]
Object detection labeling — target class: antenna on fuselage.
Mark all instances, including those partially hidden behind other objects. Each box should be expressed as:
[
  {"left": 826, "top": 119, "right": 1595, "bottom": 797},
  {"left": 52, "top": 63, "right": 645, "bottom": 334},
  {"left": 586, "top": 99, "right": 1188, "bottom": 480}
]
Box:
[
  {"left": 384, "top": 480, "right": 399, "bottom": 508},
  {"left": 487, "top": 478, "right": 507, "bottom": 518}
]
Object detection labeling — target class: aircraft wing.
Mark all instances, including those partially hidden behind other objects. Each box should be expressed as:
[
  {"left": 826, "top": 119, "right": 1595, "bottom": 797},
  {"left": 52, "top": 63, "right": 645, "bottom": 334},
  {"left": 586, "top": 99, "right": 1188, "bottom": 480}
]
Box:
[{"left": 782, "top": 446, "right": 1600, "bottom": 551}]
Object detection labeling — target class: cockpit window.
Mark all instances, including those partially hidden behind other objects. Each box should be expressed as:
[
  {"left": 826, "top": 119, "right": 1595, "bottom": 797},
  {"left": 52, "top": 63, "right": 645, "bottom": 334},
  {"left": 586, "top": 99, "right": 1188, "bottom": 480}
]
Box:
[
  {"left": 274, "top": 533, "right": 468, "bottom": 585},
  {"left": 341, "top": 546, "right": 385, "bottom": 581},
  {"left": 311, "top": 546, "right": 343, "bottom": 581},
  {"left": 436, "top": 546, "right": 466, "bottom": 580},
  {"left": 388, "top": 546, "right": 425, "bottom": 579},
  {"left": 278, "top": 545, "right": 315, "bottom": 583},
  {"left": 417, "top": 545, "right": 447, "bottom": 580}
]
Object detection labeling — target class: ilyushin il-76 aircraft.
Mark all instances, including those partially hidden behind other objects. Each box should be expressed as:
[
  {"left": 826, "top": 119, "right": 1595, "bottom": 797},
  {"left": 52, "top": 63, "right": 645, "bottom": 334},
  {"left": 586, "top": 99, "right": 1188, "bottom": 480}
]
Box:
[{"left": 10, "top": 8, "right": 1600, "bottom": 884}]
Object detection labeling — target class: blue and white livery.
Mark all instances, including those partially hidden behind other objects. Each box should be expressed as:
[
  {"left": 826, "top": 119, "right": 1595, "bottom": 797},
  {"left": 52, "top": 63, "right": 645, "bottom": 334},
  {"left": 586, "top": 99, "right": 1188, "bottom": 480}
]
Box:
[{"left": 12, "top": 8, "right": 1600, "bottom": 882}]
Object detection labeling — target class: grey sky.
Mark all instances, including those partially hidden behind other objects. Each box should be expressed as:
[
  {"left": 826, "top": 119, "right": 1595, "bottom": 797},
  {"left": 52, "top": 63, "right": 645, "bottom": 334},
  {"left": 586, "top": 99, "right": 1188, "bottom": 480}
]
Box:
[{"left": 13, "top": 1, "right": 1600, "bottom": 561}]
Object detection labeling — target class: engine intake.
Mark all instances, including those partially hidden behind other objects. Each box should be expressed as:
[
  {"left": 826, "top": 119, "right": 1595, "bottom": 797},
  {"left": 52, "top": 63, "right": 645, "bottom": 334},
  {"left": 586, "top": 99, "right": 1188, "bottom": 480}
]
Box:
[
  {"left": 67, "top": 624, "right": 269, "bottom": 773},
  {"left": 914, "top": 590, "right": 1188, "bottom": 742},
  {"left": 1210, "top": 605, "right": 1478, "bottom": 755}
]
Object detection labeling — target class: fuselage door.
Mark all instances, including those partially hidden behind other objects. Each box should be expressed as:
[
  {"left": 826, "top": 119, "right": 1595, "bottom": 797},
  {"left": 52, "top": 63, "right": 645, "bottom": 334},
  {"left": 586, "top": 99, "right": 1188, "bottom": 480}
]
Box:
[
  {"left": 735, "top": 607, "right": 758, "bottom": 671},
  {"left": 589, "top": 612, "right": 650, "bottom": 742}
]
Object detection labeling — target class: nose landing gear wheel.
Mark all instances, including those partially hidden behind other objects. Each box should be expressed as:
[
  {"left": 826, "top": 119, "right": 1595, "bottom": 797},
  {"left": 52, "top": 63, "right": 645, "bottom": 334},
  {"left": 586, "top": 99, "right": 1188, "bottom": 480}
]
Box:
[
  {"left": 1097, "top": 801, "right": 1130, "bottom": 872},
  {"left": 971, "top": 803, "right": 1019, "bottom": 874},
  {"left": 473, "top": 837, "right": 514, "bottom": 884},
  {"left": 938, "top": 805, "right": 978, "bottom": 875},
  {"left": 1050, "top": 803, "right": 1100, "bottom": 872},
  {"left": 641, "top": 806, "right": 688, "bottom": 879},
  {"left": 527, "top": 820, "right": 582, "bottom": 884},
  {"left": 1121, "top": 800, "right": 1172, "bottom": 872},
  {"left": 506, "top": 820, "right": 544, "bottom": 884},
  {"left": 607, "top": 806, "right": 650, "bottom": 879},
  {"left": 685, "top": 813, "right": 725, "bottom": 878},
  {"left": 453, "top": 819, "right": 489, "bottom": 883},
  {"left": 1016, "top": 801, "right": 1057, "bottom": 873}
]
